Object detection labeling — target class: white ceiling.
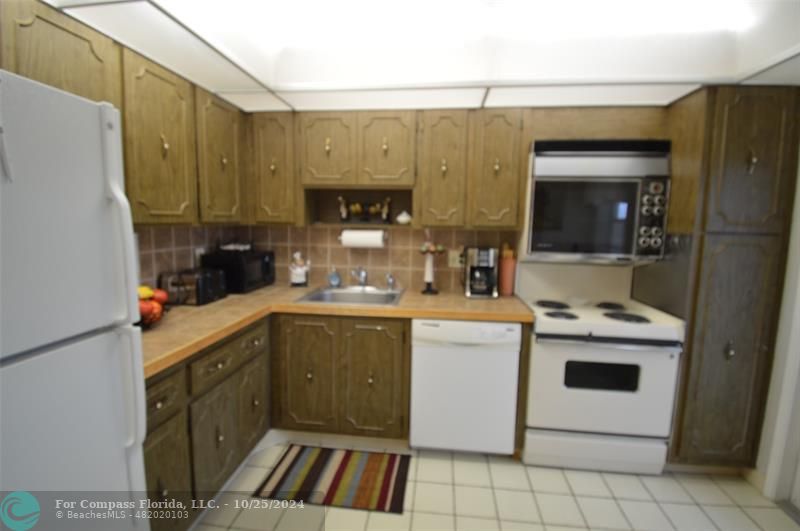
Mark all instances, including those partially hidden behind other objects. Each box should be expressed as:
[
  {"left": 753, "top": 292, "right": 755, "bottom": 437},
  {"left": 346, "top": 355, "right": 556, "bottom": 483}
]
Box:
[{"left": 46, "top": 0, "right": 800, "bottom": 111}]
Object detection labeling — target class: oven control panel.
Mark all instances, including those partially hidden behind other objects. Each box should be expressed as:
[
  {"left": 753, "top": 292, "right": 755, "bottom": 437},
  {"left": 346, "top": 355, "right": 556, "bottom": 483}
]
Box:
[{"left": 636, "top": 178, "right": 669, "bottom": 257}]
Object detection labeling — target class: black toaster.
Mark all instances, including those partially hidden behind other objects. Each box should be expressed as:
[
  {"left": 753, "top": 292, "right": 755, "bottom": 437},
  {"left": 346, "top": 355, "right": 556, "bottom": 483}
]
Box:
[{"left": 158, "top": 268, "right": 227, "bottom": 306}]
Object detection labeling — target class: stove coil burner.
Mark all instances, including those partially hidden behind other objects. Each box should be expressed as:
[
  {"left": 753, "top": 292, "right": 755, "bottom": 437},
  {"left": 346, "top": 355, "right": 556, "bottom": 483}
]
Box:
[
  {"left": 536, "top": 300, "right": 570, "bottom": 310},
  {"left": 545, "top": 311, "right": 579, "bottom": 320},
  {"left": 603, "top": 311, "right": 650, "bottom": 324},
  {"left": 596, "top": 302, "right": 626, "bottom": 311}
]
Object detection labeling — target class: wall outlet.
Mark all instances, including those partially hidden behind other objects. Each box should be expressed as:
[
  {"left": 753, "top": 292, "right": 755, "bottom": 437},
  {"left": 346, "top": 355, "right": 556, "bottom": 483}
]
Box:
[
  {"left": 193, "top": 246, "right": 206, "bottom": 268},
  {"left": 448, "top": 249, "right": 464, "bottom": 269}
]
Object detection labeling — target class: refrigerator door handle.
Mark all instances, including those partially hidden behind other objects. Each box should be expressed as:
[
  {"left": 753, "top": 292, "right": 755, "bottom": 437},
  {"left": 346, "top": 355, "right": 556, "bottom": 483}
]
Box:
[
  {"left": 0, "top": 76, "right": 13, "bottom": 181},
  {"left": 119, "top": 325, "right": 146, "bottom": 449},
  {"left": 100, "top": 104, "right": 139, "bottom": 325}
]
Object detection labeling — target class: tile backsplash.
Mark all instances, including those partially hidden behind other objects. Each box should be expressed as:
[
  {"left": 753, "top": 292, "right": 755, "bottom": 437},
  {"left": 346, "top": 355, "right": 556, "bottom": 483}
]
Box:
[{"left": 137, "top": 225, "right": 518, "bottom": 294}]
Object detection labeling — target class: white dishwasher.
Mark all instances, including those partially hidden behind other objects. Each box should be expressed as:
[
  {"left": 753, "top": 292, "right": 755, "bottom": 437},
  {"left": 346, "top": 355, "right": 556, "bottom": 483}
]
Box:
[{"left": 410, "top": 319, "right": 521, "bottom": 454}]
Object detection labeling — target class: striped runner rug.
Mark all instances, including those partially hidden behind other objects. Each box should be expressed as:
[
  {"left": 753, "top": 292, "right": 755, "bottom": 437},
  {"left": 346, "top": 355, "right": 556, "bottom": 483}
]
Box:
[{"left": 253, "top": 444, "right": 411, "bottom": 513}]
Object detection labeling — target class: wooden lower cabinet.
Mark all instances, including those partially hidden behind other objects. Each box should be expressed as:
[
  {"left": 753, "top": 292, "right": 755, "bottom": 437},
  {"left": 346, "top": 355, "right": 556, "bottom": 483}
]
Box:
[
  {"left": 273, "top": 314, "right": 409, "bottom": 437},
  {"left": 677, "top": 234, "right": 782, "bottom": 465},
  {"left": 143, "top": 412, "right": 193, "bottom": 531},
  {"left": 339, "top": 319, "right": 406, "bottom": 438},
  {"left": 190, "top": 374, "right": 240, "bottom": 495},
  {"left": 238, "top": 354, "right": 270, "bottom": 455},
  {"left": 274, "top": 315, "right": 338, "bottom": 431}
]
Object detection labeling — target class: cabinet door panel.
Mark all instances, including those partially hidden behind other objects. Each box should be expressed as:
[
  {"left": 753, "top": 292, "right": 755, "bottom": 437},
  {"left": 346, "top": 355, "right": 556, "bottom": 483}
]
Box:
[
  {"left": 339, "top": 319, "right": 406, "bottom": 438},
  {"left": 468, "top": 109, "right": 522, "bottom": 227},
  {"left": 706, "top": 87, "right": 797, "bottom": 234},
  {"left": 123, "top": 49, "right": 197, "bottom": 224},
  {"left": 253, "top": 113, "right": 295, "bottom": 223},
  {"left": 681, "top": 234, "right": 781, "bottom": 465},
  {"left": 419, "top": 110, "right": 468, "bottom": 226},
  {"left": 278, "top": 316, "right": 338, "bottom": 430},
  {"left": 190, "top": 375, "right": 239, "bottom": 495},
  {"left": 144, "top": 412, "right": 193, "bottom": 531},
  {"left": 299, "top": 113, "right": 357, "bottom": 185},
  {"left": 238, "top": 354, "right": 269, "bottom": 456},
  {"left": 196, "top": 88, "right": 241, "bottom": 223},
  {"left": 1, "top": 0, "right": 122, "bottom": 108},
  {"left": 357, "top": 111, "right": 415, "bottom": 186}
]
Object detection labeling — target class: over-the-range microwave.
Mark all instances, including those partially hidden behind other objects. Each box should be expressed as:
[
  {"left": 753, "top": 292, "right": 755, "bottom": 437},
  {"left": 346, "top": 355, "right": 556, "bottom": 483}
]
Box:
[{"left": 520, "top": 140, "right": 671, "bottom": 264}]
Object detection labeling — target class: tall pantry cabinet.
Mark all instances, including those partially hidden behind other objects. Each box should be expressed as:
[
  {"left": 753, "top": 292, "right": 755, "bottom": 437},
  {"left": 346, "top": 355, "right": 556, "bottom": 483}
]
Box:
[{"left": 635, "top": 86, "right": 799, "bottom": 466}]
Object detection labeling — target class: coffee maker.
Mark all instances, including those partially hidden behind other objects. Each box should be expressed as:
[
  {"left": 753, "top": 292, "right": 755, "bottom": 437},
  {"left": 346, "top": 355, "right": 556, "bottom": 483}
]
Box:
[{"left": 464, "top": 247, "right": 499, "bottom": 298}]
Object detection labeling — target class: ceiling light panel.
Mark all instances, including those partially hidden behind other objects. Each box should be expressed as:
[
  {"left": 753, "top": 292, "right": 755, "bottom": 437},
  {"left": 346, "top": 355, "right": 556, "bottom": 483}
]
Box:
[
  {"left": 485, "top": 85, "right": 702, "bottom": 108},
  {"left": 277, "top": 89, "right": 487, "bottom": 111},
  {"left": 65, "top": 1, "right": 260, "bottom": 92},
  {"left": 216, "top": 91, "right": 291, "bottom": 112}
]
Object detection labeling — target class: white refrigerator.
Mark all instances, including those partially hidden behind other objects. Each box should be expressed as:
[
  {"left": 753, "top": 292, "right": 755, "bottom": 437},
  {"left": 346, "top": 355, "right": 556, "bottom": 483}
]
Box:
[{"left": 0, "top": 70, "right": 148, "bottom": 529}]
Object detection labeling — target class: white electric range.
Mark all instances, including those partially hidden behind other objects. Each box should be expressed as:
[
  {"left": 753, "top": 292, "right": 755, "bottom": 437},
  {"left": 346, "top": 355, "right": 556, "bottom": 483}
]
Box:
[{"left": 523, "top": 296, "right": 686, "bottom": 474}]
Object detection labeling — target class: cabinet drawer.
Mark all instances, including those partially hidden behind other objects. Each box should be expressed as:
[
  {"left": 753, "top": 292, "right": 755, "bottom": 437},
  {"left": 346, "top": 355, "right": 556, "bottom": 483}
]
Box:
[
  {"left": 146, "top": 370, "right": 187, "bottom": 432},
  {"left": 190, "top": 322, "right": 268, "bottom": 395}
]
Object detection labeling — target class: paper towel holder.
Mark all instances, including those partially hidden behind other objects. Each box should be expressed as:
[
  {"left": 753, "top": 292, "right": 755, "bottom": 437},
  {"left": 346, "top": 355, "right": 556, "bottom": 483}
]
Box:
[{"left": 338, "top": 229, "right": 388, "bottom": 245}]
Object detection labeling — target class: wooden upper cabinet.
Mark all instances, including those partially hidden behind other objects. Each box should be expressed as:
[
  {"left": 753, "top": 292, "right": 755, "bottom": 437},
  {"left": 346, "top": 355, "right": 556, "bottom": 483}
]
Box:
[
  {"left": 679, "top": 234, "right": 781, "bottom": 465},
  {"left": 338, "top": 319, "right": 407, "bottom": 438},
  {"left": 357, "top": 111, "right": 416, "bottom": 186},
  {"left": 196, "top": 88, "right": 241, "bottom": 223},
  {"left": 418, "top": 110, "right": 468, "bottom": 226},
  {"left": 298, "top": 112, "right": 357, "bottom": 185},
  {"left": 706, "top": 87, "right": 798, "bottom": 234},
  {"left": 123, "top": 49, "right": 197, "bottom": 224},
  {"left": 276, "top": 315, "right": 338, "bottom": 431},
  {"left": 1, "top": 0, "right": 122, "bottom": 108},
  {"left": 467, "top": 109, "right": 522, "bottom": 228},
  {"left": 252, "top": 112, "right": 295, "bottom": 223}
]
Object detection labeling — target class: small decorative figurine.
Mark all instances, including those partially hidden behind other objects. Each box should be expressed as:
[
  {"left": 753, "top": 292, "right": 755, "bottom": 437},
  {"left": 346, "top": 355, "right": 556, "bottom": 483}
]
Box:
[
  {"left": 327, "top": 267, "right": 342, "bottom": 288},
  {"left": 337, "top": 196, "right": 349, "bottom": 222},
  {"left": 419, "top": 229, "right": 446, "bottom": 295},
  {"left": 289, "top": 251, "right": 311, "bottom": 287},
  {"left": 349, "top": 201, "right": 364, "bottom": 221},
  {"left": 395, "top": 210, "right": 412, "bottom": 225},
  {"left": 381, "top": 197, "right": 392, "bottom": 223}
]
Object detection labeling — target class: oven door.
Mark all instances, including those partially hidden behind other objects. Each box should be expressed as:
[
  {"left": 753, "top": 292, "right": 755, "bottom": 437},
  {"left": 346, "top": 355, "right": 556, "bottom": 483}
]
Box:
[
  {"left": 528, "top": 177, "right": 640, "bottom": 260},
  {"left": 527, "top": 335, "right": 681, "bottom": 438}
]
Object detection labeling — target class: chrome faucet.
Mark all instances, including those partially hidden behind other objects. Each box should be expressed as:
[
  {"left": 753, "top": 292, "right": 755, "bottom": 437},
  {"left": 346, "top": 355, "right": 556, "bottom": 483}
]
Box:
[
  {"left": 351, "top": 266, "right": 368, "bottom": 287},
  {"left": 386, "top": 273, "right": 396, "bottom": 291}
]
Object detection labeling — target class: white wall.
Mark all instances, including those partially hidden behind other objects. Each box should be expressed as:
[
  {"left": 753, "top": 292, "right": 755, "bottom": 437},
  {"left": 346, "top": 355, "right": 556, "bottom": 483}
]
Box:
[{"left": 751, "top": 142, "right": 800, "bottom": 499}]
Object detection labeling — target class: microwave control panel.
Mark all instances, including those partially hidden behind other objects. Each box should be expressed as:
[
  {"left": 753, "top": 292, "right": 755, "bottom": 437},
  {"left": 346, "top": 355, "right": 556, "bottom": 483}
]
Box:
[{"left": 636, "top": 178, "right": 670, "bottom": 256}]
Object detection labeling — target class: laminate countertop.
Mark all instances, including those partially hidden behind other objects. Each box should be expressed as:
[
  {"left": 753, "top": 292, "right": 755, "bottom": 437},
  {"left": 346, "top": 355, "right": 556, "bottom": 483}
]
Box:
[{"left": 141, "top": 285, "right": 534, "bottom": 378}]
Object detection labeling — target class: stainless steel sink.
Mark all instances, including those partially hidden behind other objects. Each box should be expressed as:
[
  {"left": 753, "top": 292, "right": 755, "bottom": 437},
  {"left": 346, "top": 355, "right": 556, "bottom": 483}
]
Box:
[{"left": 297, "top": 286, "right": 404, "bottom": 306}]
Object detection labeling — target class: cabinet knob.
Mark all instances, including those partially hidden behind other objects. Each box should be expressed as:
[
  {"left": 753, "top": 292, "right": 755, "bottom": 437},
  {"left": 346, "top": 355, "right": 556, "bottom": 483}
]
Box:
[
  {"left": 493, "top": 158, "right": 501, "bottom": 174},
  {"left": 217, "top": 361, "right": 224, "bottom": 370},
  {"left": 367, "top": 374, "right": 374, "bottom": 386},
  {"left": 324, "top": 137, "right": 332, "bottom": 154},
  {"left": 160, "top": 134, "right": 170, "bottom": 158},
  {"left": 441, "top": 158, "right": 448, "bottom": 174},
  {"left": 306, "top": 371, "right": 313, "bottom": 381},
  {"left": 221, "top": 155, "right": 228, "bottom": 167},
  {"left": 160, "top": 489, "right": 169, "bottom": 499},
  {"left": 748, "top": 149, "right": 759, "bottom": 175},
  {"left": 218, "top": 434, "right": 224, "bottom": 442},
  {"left": 269, "top": 158, "right": 277, "bottom": 173},
  {"left": 724, "top": 340, "right": 736, "bottom": 360},
  {"left": 155, "top": 401, "right": 164, "bottom": 410},
  {"left": 253, "top": 399, "right": 260, "bottom": 407},
  {"left": 381, "top": 137, "right": 389, "bottom": 154}
]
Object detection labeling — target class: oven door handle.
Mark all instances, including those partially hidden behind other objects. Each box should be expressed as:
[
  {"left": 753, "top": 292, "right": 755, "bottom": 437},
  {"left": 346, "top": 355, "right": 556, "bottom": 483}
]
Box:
[{"left": 535, "top": 336, "right": 682, "bottom": 354}]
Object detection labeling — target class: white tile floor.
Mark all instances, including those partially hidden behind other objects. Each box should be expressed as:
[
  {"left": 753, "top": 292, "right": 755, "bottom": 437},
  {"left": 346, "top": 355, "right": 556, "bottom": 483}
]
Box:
[{"left": 194, "top": 431, "right": 800, "bottom": 531}]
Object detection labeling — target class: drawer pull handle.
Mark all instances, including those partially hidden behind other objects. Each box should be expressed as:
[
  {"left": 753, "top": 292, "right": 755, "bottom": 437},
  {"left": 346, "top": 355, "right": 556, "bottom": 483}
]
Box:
[
  {"left": 216, "top": 428, "right": 225, "bottom": 448},
  {"left": 155, "top": 401, "right": 164, "bottom": 410},
  {"left": 747, "top": 149, "right": 759, "bottom": 175},
  {"left": 209, "top": 360, "right": 226, "bottom": 373},
  {"left": 724, "top": 340, "right": 736, "bottom": 360},
  {"left": 355, "top": 324, "right": 385, "bottom": 332}
]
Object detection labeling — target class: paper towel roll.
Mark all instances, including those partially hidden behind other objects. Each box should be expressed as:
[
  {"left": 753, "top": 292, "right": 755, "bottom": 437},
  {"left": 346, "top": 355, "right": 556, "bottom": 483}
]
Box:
[{"left": 339, "top": 229, "right": 386, "bottom": 249}]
